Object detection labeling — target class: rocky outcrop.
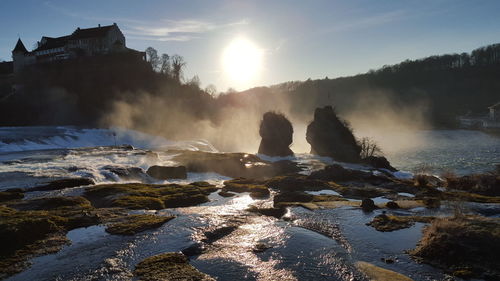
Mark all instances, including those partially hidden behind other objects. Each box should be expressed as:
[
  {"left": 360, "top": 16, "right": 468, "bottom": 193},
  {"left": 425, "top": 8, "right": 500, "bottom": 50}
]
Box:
[
  {"left": 170, "top": 150, "right": 301, "bottom": 179},
  {"left": 360, "top": 198, "right": 377, "bottom": 211},
  {"left": 146, "top": 165, "right": 187, "bottom": 180},
  {"left": 32, "top": 178, "right": 94, "bottom": 191},
  {"left": 306, "top": 106, "right": 361, "bottom": 162},
  {"left": 258, "top": 112, "right": 294, "bottom": 157},
  {"left": 308, "top": 164, "right": 370, "bottom": 182},
  {"left": 362, "top": 156, "right": 397, "bottom": 172}
]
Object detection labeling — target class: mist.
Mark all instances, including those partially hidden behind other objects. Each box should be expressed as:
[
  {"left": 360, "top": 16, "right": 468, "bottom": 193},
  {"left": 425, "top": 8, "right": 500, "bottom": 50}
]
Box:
[{"left": 100, "top": 86, "right": 433, "bottom": 157}]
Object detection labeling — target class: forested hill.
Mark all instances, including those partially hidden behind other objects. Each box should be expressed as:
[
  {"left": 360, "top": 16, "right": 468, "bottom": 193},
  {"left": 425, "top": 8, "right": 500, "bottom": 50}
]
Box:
[{"left": 231, "top": 43, "right": 500, "bottom": 128}]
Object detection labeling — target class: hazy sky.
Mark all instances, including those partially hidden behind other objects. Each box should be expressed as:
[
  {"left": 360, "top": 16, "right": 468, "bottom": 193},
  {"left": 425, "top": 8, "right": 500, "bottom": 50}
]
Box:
[{"left": 1, "top": 0, "right": 500, "bottom": 91}]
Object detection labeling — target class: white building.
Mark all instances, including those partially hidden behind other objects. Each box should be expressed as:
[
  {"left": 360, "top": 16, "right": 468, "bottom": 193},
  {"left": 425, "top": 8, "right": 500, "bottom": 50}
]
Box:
[{"left": 459, "top": 102, "right": 500, "bottom": 129}]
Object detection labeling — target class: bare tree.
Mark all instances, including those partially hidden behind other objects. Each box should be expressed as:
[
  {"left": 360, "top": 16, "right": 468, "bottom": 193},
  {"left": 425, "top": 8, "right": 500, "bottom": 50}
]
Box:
[
  {"left": 171, "top": 54, "right": 186, "bottom": 82},
  {"left": 159, "top": 53, "right": 170, "bottom": 75},
  {"left": 358, "top": 137, "right": 381, "bottom": 159},
  {"left": 187, "top": 75, "right": 201, "bottom": 89},
  {"left": 145, "top": 47, "right": 160, "bottom": 71},
  {"left": 204, "top": 84, "right": 217, "bottom": 96}
]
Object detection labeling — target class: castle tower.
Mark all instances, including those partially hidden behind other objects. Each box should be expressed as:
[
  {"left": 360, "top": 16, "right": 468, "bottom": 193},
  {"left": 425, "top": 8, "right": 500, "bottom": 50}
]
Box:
[{"left": 12, "top": 38, "right": 28, "bottom": 73}]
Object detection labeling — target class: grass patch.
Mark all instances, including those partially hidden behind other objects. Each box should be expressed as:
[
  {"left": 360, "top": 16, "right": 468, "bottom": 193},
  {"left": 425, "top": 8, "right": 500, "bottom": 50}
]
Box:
[
  {"left": 105, "top": 214, "right": 174, "bottom": 235},
  {"left": 411, "top": 216, "right": 500, "bottom": 279},
  {"left": 355, "top": 261, "right": 414, "bottom": 281},
  {"left": 367, "top": 214, "right": 435, "bottom": 232},
  {"left": 134, "top": 252, "right": 214, "bottom": 281}
]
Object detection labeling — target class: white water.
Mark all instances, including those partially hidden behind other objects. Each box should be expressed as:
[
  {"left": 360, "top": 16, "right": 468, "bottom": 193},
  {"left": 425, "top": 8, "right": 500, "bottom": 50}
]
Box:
[
  {"left": 0, "top": 127, "right": 498, "bottom": 191},
  {"left": 0, "top": 126, "right": 216, "bottom": 153}
]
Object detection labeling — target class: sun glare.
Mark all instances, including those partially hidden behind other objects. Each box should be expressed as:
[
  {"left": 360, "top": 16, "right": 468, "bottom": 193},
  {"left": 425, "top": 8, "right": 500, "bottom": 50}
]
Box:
[{"left": 222, "top": 37, "right": 263, "bottom": 89}]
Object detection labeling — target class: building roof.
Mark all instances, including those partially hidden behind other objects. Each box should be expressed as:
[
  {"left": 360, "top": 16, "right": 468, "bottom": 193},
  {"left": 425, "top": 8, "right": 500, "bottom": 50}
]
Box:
[
  {"left": 12, "top": 39, "right": 28, "bottom": 53},
  {"left": 34, "top": 36, "right": 71, "bottom": 51},
  {"left": 489, "top": 102, "right": 500, "bottom": 109},
  {"left": 70, "top": 24, "right": 114, "bottom": 40},
  {"left": 32, "top": 24, "right": 118, "bottom": 52}
]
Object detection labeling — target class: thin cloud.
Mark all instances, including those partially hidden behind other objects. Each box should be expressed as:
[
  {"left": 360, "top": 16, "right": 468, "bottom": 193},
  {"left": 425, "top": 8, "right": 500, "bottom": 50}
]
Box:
[
  {"left": 320, "top": 10, "right": 408, "bottom": 34},
  {"left": 127, "top": 35, "right": 198, "bottom": 42},
  {"left": 124, "top": 19, "right": 249, "bottom": 42},
  {"left": 43, "top": 1, "right": 248, "bottom": 42}
]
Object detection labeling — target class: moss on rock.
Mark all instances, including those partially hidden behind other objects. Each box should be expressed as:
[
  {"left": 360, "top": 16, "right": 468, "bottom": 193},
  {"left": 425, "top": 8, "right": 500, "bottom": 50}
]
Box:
[
  {"left": 134, "top": 252, "right": 214, "bottom": 281},
  {"left": 367, "top": 214, "right": 435, "bottom": 232},
  {"left": 222, "top": 178, "right": 270, "bottom": 199},
  {"left": 111, "top": 196, "right": 165, "bottom": 210},
  {"left": 84, "top": 183, "right": 216, "bottom": 209},
  {"left": 105, "top": 214, "right": 174, "bottom": 235}
]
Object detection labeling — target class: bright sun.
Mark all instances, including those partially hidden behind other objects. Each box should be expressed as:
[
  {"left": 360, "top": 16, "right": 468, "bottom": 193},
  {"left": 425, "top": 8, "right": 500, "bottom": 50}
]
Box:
[{"left": 222, "top": 37, "right": 263, "bottom": 89}]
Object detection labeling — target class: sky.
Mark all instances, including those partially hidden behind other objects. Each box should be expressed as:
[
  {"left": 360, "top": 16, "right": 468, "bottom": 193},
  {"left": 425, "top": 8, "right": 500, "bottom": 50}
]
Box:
[{"left": 1, "top": 0, "right": 500, "bottom": 91}]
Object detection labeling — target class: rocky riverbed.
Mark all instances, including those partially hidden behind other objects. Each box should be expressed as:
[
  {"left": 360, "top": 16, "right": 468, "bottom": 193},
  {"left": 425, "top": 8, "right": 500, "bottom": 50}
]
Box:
[{"left": 1, "top": 147, "right": 499, "bottom": 281}]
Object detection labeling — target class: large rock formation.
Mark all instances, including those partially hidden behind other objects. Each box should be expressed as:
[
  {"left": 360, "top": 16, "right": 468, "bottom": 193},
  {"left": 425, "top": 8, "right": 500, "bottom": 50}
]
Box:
[
  {"left": 258, "top": 112, "right": 294, "bottom": 157},
  {"left": 306, "top": 106, "right": 361, "bottom": 162}
]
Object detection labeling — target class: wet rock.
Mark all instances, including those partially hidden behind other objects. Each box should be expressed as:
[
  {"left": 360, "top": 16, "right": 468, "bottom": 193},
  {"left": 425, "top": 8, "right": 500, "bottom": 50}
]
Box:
[
  {"left": 308, "top": 164, "right": 370, "bottom": 182},
  {"left": 112, "top": 196, "right": 165, "bottom": 210},
  {"left": 360, "top": 198, "right": 377, "bottom": 212},
  {"left": 247, "top": 205, "right": 287, "bottom": 219},
  {"left": 386, "top": 201, "right": 400, "bottom": 209},
  {"left": 413, "top": 174, "right": 443, "bottom": 188},
  {"left": 306, "top": 106, "right": 361, "bottom": 162},
  {"left": 202, "top": 225, "right": 238, "bottom": 243},
  {"left": 0, "top": 189, "right": 24, "bottom": 202},
  {"left": 422, "top": 198, "right": 441, "bottom": 208},
  {"left": 103, "top": 165, "right": 147, "bottom": 181},
  {"left": 10, "top": 196, "right": 92, "bottom": 211},
  {"left": 84, "top": 183, "right": 214, "bottom": 209},
  {"left": 274, "top": 191, "right": 313, "bottom": 204},
  {"left": 32, "top": 177, "right": 95, "bottom": 191},
  {"left": 171, "top": 150, "right": 301, "bottom": 179},
  {"left": 381, "top": 257, "right": 395, "bottom": 264},
  {"left": 218, "top": 190, "right": 235, "bottom": 197},
  {"left": 367, "top": 214, "right": 434, "bottom": 232},
  {"left": 134, "top": 252, "right": 214, "bottom": 281},
  {"left": 258, "top": 112, "right": 294, "bottom": 157},
  {"left": 252, "top": 242, "right": 272, "bottom": 253},
  {"left": 0, "top": 196, "right": 103, "bottom": 278},
  {"left": 181, "top": 242, "right": 205, "bottom": 257},
  {"left": 105, "top": 214, "right": 174, "bottom": 235},
  {"left": 0, "top": 205, "right": 61, "bottom": 256},
  {"left": 362, "top": 156, "right": 397, "bottom": 172},
  {"left": 146, "top": 165, "right": 187, "bottom": 180},
  {"left": 222, "top": 178, "right": 270, "bottom": 199},
  {"left": 266, "top": 175, "right": 330, "bottom": 192}
]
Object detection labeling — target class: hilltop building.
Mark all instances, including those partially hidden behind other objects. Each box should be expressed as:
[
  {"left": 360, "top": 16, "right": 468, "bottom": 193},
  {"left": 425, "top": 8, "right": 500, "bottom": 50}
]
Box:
[
  {"left": 11, "top": 23, "right": 145, "bottom": 73},
  {"left": 458, "top": 102, "right": 500, "bottom": 130}
]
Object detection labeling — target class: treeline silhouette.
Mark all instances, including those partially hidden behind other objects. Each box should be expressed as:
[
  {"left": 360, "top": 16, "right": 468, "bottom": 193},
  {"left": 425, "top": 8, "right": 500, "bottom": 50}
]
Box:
[
  {"left": 0, "top": 50, "right": 216, "bottom": 128},
  {"left": 1, "top": 43, "right": 500, "bottom": 131},
  {"left": 225, "top": 43, "right": 500, "bottom": 127}
]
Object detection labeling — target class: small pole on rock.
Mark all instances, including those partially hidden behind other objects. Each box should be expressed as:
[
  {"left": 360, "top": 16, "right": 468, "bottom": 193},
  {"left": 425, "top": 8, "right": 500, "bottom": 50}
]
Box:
[{"left": 112, "top": 131, "right": 117, "bottom": 147}]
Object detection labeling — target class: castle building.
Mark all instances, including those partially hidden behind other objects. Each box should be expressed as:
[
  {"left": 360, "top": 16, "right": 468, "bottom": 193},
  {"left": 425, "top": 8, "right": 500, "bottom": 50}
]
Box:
[{"left": 12, "top": 23, "right": 143, "bottom": 73}]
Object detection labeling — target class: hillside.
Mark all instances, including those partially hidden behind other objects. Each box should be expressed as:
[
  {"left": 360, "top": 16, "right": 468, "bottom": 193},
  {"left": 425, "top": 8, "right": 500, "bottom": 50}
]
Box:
[{"left": 228, "top": 43, "right": 500, "bottom": 128}]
